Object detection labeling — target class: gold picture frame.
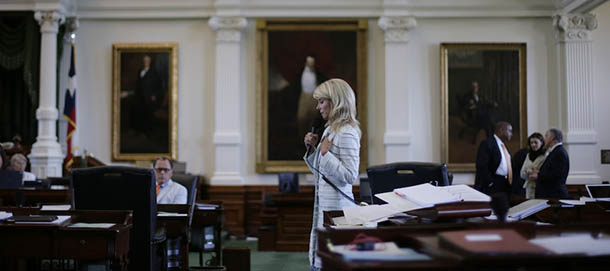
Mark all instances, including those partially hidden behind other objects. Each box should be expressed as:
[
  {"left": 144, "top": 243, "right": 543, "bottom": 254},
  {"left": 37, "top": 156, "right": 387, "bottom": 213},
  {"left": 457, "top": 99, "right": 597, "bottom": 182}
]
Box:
[
  {"left": 255, "top": 19, "right": 368, "bottom": 173},
  {"left": 441, "top": 43, "right": 527, "bottom": 172},
  {"left": 112, "top": 43, "right": 178, "bottom": 161}
]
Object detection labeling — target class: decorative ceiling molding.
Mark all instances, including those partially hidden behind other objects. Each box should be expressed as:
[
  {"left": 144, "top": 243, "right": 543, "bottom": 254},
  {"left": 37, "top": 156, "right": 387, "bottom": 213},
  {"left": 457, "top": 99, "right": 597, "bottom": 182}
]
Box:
[
  {"left": 0, "top": 0, "right": 74, "bottom": 15},
  {"left": 1, "top": 0, "right": 608, "bottom": 20},
  {"left": 556, "top": 0, "right": 607, "bottom": 14}
]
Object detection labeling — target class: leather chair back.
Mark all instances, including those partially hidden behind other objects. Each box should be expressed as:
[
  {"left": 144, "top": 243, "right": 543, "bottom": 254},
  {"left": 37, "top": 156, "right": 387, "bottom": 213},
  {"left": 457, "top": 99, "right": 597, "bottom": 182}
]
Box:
[
  {"left": 170, "top": 173, "right": 198, "bottom": 226},
  {"left": 171, "top": 174, "right": 198, "bottom": 205},
  {"left": 71, "top": 166, "right": 156, "bottom": 271},
  {"left": 366, "top": 162, "right": 450, "bottom": 204}
]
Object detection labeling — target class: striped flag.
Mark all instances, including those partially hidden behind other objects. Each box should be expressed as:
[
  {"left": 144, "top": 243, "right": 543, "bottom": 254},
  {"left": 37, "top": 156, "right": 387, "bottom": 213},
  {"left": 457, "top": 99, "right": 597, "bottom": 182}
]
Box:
[{"left": 63, "top": 44, "right": 77, "bottom": 170}]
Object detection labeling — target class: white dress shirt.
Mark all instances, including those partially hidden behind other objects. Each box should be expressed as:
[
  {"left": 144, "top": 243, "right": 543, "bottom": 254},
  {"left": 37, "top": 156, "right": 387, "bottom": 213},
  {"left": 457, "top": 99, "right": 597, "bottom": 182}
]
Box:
[
  {"left": 157, "top": 179, "right": 187, "bottom": 204},
  {"left": 494, "top": 134, "right": 510, "bottom": 177}
]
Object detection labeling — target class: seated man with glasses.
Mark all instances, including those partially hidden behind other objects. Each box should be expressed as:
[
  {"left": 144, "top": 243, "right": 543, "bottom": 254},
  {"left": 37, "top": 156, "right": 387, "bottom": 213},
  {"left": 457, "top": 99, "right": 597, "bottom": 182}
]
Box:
[{"left": 154, "top": 157, "right": 187, "bottom": 204}]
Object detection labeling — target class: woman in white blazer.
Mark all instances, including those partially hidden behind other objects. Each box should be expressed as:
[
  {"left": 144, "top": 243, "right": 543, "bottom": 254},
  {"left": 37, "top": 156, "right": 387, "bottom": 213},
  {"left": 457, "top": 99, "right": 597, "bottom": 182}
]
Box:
[
  {"left": 303, "top": 78, "right": 361, "bottom": 271},
  {"left": 520, "top": 132, "right": 547, "bottom": 199}
]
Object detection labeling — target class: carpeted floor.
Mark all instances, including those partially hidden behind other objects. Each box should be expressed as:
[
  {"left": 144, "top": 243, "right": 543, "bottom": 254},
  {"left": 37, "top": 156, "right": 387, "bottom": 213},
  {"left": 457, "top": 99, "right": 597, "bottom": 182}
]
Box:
[{"left": 188, "top": 237, "right": 309, "bottom": 271}]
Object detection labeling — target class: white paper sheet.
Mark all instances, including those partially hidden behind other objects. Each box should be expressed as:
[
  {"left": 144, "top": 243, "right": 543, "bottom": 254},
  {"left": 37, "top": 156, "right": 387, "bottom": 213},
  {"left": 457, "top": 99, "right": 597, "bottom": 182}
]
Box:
[
  {"left": 394, "top": 183, "right": 458, "bottom": 207},
  {"left": 530, "top": 235, "right": 610, "bottom": 256},
  {"left": 342, "top": 204, "right": 403, "bottom": 224},
  {"left": 41, "top": 204, "right": 72, "bottom": 211},
  {"left": 438, "top": 184, "right": 491, "bottom": 202},
  {"left": 68, "top": 223, "right": 115, "bottom": 229},
  {"left": 374, "top": 191, "right": 424, "bottom": 212},
  {"left": 14, "top": 215, "right": 71, "bottom": 225}
]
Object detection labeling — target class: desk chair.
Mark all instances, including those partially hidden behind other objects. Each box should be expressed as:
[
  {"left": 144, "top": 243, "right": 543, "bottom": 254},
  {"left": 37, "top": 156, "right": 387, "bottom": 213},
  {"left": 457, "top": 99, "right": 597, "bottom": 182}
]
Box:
[
  {"left": 0, "top": 171, "right": 23, "bottom": 188},
  {"left": 71, "top": 166, "right": 164, "bottom": 271},
  {"left": 171, "top": 174, "right": 198, "bottom": 225},
  {"left": 367, "top": 162, "right": 451, "bottom": 204},
  {"left": 165, "top": 174, "right": 198, "bottom": 270}
]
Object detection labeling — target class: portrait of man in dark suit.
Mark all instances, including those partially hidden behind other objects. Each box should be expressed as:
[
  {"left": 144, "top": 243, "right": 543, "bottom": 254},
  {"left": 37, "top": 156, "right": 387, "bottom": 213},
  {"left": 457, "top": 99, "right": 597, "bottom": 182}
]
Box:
[
  {"left": 442, "top": 43, "right": 527, "bottom": 172},
  {"left": 118, "top": 52, "right": 170, "bottom": 155}
]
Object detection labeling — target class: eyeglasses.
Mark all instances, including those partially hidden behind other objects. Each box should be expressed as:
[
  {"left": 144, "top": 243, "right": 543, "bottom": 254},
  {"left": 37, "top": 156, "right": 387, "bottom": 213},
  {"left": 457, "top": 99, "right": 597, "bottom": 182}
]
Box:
[{"left": 154, "top": 168, "right": 172, "bottom": 173}]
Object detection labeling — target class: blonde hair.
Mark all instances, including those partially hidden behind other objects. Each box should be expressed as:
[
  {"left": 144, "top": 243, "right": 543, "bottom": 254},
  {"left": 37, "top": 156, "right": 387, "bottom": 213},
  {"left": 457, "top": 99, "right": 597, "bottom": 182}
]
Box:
[{"left": 313, "top": 78, "right": 360, "bottom": 133}]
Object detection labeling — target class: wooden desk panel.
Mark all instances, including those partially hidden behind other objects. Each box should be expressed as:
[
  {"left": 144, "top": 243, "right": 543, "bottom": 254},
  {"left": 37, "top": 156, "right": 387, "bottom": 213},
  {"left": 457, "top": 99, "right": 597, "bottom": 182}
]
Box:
[
  {"left": 0, "top": 210, "right": 131, "bottom": 271},
  {"left": 317, "top": 223, "right": 610, "bottom": 271},
  {"left": 0, "top": 187, "right": 71, "bottom": 207}
]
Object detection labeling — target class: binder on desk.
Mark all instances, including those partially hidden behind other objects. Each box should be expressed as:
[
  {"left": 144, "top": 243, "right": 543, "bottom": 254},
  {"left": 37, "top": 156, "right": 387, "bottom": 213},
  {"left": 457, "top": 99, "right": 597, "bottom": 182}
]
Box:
[
  {"left": 439, "top": 229, "right": 550, "bottom": 256},
  {"left": 507, "top": 199, "right": 549, "bottom": 220},
  {"left": 393, "top": 184, "right": 491, "bottom": 208}
]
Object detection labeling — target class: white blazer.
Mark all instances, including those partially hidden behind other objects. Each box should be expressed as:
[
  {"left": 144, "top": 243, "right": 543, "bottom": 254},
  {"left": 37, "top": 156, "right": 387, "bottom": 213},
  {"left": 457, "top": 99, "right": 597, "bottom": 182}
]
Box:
[
  {"left": 157, "top": 179, "right": 187, "bottom": 204},
  {"left": 304, "top": 124, "right": 361, "bottom": 269}
]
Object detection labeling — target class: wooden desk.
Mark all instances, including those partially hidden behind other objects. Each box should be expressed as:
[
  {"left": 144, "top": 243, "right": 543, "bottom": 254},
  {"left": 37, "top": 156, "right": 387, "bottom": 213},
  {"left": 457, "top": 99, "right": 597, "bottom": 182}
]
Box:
[
  {"left": 0, "top": 210, "right": 131, "bottom": 271},
  {"left": 158, "top": 204, "right": 191, "bottom": 271},
  {"left": 0, "top": 187, "right": 71, "bottom": 207},
  {"left": 192, "top": 203, "right": 223, "bottom": 266},
  {"left": 259, "top": 191, "right": 314, "bottom": 251},
  {"left": 317, "top": 222, "right": 610, "bottom": 270}
]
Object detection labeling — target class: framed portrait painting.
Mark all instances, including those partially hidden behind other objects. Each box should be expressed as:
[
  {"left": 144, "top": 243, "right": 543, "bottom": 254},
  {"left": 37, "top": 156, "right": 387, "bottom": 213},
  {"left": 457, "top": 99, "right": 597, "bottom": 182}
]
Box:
[
  {"left": 255, "top": 19, "right": 368, "bottom": 173},
  {"left": 441, "top": 43, "right": 527, "bottom": 172},
  {"left": 112, "top": 43, "right": 178, "bottom": 161}
]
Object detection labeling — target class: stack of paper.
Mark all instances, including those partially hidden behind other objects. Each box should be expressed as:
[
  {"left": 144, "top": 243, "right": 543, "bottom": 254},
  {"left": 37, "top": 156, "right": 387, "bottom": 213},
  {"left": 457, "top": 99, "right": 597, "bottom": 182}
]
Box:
[
  {"left": 0, "top": 211, "right": 12, "bottom": 221},
  {"left": 41, "top": 204, "right": 72, "bottom": 211},
  {"left": 342, "top": 204, "right": 404, "bottom": 225},
  {"left": 530, "top": 235, "right": 610, "bottom": 256},
  {"left": 341, "top": 184, "right": 492, "bottom": 225},
  {"left": 329, "top": 241, "right": 431, "bottom": 261},
  {"left": 507, "top": 199, "right": 549, "bottom": 220},
  {"left": 196, "top": 203, "right": 219, "bottom": 210},
  {"left": 393, "top": 183, "right": 458, "bottom": 207},
  {"left": 14, "top": 215, "right": 71, "bottom": 225},
  {"left": 393, "top": 183, "right": 491, "bottom": 208}
]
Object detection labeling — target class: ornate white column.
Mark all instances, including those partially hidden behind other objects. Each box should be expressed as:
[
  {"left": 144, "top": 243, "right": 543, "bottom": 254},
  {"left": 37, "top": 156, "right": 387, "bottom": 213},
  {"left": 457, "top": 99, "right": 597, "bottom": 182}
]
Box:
[
  {"left": 378, "top": 16, "right": 416, "bottom": 163},
  {"left": 553, "top": 13, "right": 600, "bottom": 184},
  {"left": 29, "top": 11, "right": 65, "bottom": 178},
  {"left": 208, "top": 16, "right": 247, "bottom": 185}
]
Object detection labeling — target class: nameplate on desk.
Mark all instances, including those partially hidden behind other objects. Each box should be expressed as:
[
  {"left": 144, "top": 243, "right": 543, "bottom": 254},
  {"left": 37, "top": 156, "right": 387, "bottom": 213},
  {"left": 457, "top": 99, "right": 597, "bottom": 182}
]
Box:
[
  {"left": 12, "top": 215, "right": 71, "bottom": 225},
  {"left": 41, "top": 204, "right": 72, "bottom": 211},
  {"left": 465, "top": 234, "right": 502, "bottom": 242},
  {"left": 158, "top": 212, "right": 188, "bottom": 217},
  {"left": 68, "top": 223, "right": 115, "bottom": 229}
]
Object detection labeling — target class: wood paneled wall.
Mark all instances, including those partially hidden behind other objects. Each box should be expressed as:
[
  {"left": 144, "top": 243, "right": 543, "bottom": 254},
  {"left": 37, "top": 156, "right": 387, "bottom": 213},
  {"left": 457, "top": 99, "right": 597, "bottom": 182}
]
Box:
[{"left": 201, "top": 185, "right": 359, "bottom": 237}]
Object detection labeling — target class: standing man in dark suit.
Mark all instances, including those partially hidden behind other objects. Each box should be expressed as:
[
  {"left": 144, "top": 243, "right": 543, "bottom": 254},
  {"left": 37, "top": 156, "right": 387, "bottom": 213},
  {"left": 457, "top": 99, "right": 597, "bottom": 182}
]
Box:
[
  {"left": 475, "top": 121, "right": 513, "bottom": 196},
  {"left": 528, "top": 128, "right": 569, "bottom": 199}
]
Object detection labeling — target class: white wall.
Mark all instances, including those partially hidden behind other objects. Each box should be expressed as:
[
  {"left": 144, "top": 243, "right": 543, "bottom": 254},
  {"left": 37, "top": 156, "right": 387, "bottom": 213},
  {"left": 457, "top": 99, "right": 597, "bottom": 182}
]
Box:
[
  {"left": 70, "top": 7, "right": 610, "bottom": 185},
  {"left": 75, "top": 19, "right": 213, "bottom": 175},
  {"left": 593, "top": 1, "right": 610, "bottom": 182}
]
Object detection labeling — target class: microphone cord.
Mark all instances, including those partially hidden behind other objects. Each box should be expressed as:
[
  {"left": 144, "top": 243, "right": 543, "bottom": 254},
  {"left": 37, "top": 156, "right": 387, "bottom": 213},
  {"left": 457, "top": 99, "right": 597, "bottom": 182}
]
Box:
[{"left": 304, "top": 155, "right": 362, "bottom": 206}]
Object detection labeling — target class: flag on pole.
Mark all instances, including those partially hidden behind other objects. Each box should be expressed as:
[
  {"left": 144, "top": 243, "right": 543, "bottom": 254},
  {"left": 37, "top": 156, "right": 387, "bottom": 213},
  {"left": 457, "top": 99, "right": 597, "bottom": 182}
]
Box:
[{"left": 63, "top": 43, "right": 77, "bottom": 170}]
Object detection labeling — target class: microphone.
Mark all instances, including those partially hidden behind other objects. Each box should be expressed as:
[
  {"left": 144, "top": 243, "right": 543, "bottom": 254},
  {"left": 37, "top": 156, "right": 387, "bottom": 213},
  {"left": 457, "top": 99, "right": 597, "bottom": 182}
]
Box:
[
  {"left": 490, "top": 192, "right": 509, "bottom": 222},
  {"left": 306, "top": 126, "right": 316, "bottom": 154},
  {"left": 306, "top": 118, "right": 323, "bottom": 154}
]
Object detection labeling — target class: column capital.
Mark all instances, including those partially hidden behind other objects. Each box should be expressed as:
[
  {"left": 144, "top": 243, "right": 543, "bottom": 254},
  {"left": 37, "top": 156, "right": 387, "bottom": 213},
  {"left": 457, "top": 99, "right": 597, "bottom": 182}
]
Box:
[
  {"left": 34, "top": 11, "right": 65, "bottom": 34},
  {"left": 378, "top": 16, "right": 416, "bottom": 43},
  {"left": 63, "top": 17, "right": 79, "bottom": 43},
  {"left": 553, "top": 13, "right": 597, "bottom": 42},
  {"left": 208, "top": 16, "right": 247, "bottom": 42}
]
